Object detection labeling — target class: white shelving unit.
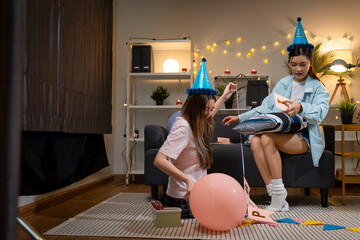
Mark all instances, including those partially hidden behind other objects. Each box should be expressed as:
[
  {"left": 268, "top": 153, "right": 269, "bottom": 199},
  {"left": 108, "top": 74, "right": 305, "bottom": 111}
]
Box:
[{"left": 125, "top": 38, "right": 193, "bottom": 184}]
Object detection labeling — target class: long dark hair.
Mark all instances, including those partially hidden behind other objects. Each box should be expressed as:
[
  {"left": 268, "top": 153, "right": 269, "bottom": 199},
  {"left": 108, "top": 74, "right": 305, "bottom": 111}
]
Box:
[
  {"left": 181, "top": 94, "right": 216, "bottom": 169},
  {"left": 288, "top": 47, "right": 324, "bottom": 84}
]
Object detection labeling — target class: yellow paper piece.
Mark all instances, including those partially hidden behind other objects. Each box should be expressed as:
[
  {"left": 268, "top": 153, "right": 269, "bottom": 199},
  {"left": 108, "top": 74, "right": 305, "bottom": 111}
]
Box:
[
  {"left": 301, "top": 220, "right": 325, "bottom": 225},
  {"left": 239, "top": 220, "right": 258, "bottom": 227},
  {"left": 346, "top": 227, "right": 360, "bottom": 233}
]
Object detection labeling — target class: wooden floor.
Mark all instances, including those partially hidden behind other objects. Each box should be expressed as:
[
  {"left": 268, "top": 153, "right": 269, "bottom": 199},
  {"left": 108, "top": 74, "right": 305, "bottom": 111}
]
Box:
[{"left": 17, "top": 175, "right": 360, "bottom": 240}]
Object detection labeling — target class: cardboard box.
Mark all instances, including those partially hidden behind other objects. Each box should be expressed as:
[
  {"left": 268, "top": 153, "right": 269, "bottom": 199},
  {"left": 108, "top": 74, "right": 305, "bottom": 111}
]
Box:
[{"left": 153, "top": 207, "right": 181, "bottom": 228}]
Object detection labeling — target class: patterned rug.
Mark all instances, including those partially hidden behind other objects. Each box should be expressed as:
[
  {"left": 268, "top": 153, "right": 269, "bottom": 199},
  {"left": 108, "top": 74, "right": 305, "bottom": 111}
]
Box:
[{"left": 44, "top": 193, "right": 360, "bottom": 240}]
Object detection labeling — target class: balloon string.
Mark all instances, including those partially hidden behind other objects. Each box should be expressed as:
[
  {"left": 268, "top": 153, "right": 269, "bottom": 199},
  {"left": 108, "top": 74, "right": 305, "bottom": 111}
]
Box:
[{"left": 235, "top": 87, "right": 246, "bottom": 179}]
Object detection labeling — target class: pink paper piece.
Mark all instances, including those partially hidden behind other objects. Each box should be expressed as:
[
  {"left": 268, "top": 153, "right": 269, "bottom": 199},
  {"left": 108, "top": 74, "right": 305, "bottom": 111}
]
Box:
[
  {"left": 274, "top": 93, "right": 290, "bottom": 111},
  {"left": 293, "top": 219, "right": 305, "bottom": 224},
  {"left": 258, "top": 221, "right": 278, "bottom": 227},
  {"left": 248, "top": 206, "right": 276, "bottom": 224}
]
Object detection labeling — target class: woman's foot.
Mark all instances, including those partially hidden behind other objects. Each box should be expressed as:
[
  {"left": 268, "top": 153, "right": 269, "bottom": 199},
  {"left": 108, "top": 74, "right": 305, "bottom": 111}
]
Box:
[
  {"left": 265, "top": 178, "right": 288, "bottom": 212},
  {"left": 265, "top": 200, "right": 289, "bottom": 212}
]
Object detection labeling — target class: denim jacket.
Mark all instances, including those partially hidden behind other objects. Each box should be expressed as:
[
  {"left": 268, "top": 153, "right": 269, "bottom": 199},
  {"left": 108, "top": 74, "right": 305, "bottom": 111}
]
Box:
[{"left": 238, "top": 75, "right": 329, "bottom": 167}]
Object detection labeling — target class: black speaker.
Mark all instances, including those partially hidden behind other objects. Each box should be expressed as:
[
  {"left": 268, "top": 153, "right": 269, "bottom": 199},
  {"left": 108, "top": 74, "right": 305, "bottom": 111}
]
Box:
[
  {"left": 141, "top": 46, "right": 151, "bottom": 72},
  {"left": 132, "top": 46, "right": 142, "bottom": 72},
  {"left": 246, "top": 80, "right": 269, "bottom": 107},
  {"left": 132, "top": 45, "right": 152, "bottom": 72}
]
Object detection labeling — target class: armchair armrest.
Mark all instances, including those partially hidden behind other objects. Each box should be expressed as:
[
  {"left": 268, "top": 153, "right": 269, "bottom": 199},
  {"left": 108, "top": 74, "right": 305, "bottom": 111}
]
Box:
[
  {"left": 322, "top": 125, "right": 335, "bottom": 154},
  {"left": 144, "top": 125, "right": 168, "bottom": 152}
]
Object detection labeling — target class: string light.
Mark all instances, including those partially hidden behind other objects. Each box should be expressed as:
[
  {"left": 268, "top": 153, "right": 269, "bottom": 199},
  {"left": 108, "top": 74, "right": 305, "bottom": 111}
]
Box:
[{"left": 194, "top": 23, "right": 354, "bottom": 70}]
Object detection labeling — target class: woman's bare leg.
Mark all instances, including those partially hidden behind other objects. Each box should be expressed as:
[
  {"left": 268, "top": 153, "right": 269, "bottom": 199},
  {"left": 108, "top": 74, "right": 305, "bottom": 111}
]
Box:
[
  {"left": 259, "top": 132, "right": 309, "bottom": 211},
  {"left": 250, "top": 135, "right": 272, "bottom": 185}
]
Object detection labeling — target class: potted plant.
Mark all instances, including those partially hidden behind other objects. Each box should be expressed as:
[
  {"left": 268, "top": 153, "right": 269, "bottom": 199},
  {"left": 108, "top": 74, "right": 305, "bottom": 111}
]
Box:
[
  {"left": 216, "top": 85, "right": 244, "bottom": 109},
  {"left": 337, "top": 99, "right": 357, "bottom": 124},
  {"left": 151, "top": 86, "right": 170, "bottom": 105}
]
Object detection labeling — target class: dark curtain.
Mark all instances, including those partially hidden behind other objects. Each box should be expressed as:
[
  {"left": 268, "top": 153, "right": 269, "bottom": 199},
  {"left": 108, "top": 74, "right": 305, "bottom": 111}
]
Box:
[
  {"left": 23, "top": 0, "right": 112, "bottom": 133},
  {"left": 20, "top": 0, "right": 112, "bottom": 195}
]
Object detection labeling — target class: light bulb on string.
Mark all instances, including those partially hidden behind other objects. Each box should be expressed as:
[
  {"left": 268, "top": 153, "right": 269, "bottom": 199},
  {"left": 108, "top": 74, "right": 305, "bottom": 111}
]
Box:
[
  {"left": 287, "top": 34, "right": 292, "bottom": 39},
  {"left": 237, "top": 52, "right": 242, "bottom": 57},
  {"left": 304, "top": 30, "right": 308, "bottom": 35},
  {"left": 210, "top": 46, "right": 215, "bottom": 52},
  {"left": 226, "top": 40, "right": 231, "bottom": 45},
  {"left": 247, "top": 52, "right": 252, "bottom": 57},
  {"left": 223, "top": 50, "right": 228, "bottom": 54},
  {"left": 274, "top": 41, "right": 279, "bottom": 46},
  {"left": 206, "top": 45, "right": 211, "bottom": 50},
  {"left": 264, "top": 58, "right": 269, "bottom": 64},
  {"left": 281, "top": 49, "right": 286, "bottom": 55},
  {"left": 237, "top": 37, "right": 242, "bottom": 42},
  {"left": 250, "top": 48, "right": 255, "bottom": 53},
  {"left": 262, "top": 45, "right": 267, "bottom": 50},
  {"left": 212, "top": 43, "right": 217, "bottom": 47}
]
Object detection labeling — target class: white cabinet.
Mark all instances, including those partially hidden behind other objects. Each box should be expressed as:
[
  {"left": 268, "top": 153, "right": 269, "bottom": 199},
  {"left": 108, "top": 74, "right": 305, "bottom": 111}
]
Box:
[{"left": 125, "top": 38, "right": 193, "bottom": 184}]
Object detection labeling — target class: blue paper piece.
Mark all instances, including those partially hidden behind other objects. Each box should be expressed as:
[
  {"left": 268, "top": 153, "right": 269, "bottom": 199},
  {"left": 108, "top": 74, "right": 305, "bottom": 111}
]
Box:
[
  {"left": 323, "top": 224, "right": 346, "bottom": 231},
  {"left": 276, "top": 218, "right": 300, "bottom": 224}
]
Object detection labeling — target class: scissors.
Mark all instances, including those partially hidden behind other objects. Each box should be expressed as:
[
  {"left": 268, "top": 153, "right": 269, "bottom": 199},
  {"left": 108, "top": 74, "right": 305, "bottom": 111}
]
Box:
[{"left": 150, "top": 199, "right": 164, "bottom": 210}]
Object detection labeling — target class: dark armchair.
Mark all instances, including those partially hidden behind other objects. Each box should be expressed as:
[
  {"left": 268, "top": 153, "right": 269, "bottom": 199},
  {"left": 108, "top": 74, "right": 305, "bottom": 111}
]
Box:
[
  {"left": 144, "top": 114, "right": 335, "bottom": 207},
  {"left": 144, "top": 125, "right": 168, "bottom": 199}
]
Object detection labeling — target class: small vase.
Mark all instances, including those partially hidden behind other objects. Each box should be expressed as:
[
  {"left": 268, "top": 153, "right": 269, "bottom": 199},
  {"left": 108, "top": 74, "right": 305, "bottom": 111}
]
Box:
[
  {"left": 156, "top": 99, "right": 164, "bottom": 105},
  {"left": 225, "top": 100, "right": 233, "bottom": 109},
  {"left": 341, "top": 114, "right": 353, "bottom": 124}
]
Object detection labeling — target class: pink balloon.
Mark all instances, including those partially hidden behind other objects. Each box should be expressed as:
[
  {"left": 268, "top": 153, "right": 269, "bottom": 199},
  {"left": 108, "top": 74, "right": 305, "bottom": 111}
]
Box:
[{"left": 189, "top": 173, "right": 247, "bottom": 231}]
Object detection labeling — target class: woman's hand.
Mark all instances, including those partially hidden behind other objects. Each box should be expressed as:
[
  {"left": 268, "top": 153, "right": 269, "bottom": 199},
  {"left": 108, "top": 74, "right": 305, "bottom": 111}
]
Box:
[
  {"left": 283, "top": 100, "right": 302, "bottom": 117},
  {"left": 222, "top": 115, "right": 240, "bottom": 126},
  {"left": 221, "top": 82, "right": 238, "bottom": 101},
  {"left": 184, "top": 177, "right": 195, "bottom": 201}
]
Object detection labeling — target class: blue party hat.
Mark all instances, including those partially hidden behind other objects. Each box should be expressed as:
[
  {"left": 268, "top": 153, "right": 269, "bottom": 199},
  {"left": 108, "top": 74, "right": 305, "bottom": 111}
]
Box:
[
  {"left": 287, "top": 17, "right": 314, "bottom": 51},
  {"left": 186, "top": 58, "right": 217, "bottom": 96}
]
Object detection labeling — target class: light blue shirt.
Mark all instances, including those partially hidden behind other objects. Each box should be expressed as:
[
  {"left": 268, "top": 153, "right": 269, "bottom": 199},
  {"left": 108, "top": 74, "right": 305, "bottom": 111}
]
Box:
[{"left": 238, "top": 75, "right": 330, "bottom": 167}]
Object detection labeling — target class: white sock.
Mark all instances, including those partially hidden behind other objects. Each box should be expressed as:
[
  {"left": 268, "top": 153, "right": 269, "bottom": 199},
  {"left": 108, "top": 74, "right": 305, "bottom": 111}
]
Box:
[
  {"left": 267, "top": 179, "right": 287, "bottom": 210},
  {"left": 266, "top": 184, "right": 272, "bottom": 196}
]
